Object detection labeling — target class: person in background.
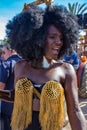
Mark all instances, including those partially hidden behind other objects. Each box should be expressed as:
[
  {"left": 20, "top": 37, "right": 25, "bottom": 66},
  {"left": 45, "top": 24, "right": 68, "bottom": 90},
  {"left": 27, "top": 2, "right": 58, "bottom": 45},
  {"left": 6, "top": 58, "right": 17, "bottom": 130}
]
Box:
[
  {"left": 0, "top": 44, "right": 22, "bottom": 130},
  {"left": 63, "top": 45, "right": 80, "bottom": 70},
  {"left": 0, "top": 4, "right": 86, "bottom": 130}
]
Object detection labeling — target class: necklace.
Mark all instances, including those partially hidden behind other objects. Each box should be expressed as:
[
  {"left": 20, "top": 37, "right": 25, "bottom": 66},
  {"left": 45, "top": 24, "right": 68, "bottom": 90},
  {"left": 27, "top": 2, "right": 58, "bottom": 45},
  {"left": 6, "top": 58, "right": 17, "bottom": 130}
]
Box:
[{"left": 42, "top": 56, "right": 57, "bottom": 68}]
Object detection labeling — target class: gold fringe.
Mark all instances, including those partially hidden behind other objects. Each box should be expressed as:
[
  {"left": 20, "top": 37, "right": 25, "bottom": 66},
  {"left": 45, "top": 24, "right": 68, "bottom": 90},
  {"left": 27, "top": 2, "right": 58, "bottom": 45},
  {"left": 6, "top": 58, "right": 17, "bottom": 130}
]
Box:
[
  {"left": 39, "top": 81, "right": 65, "bottom": 130},
  {"left": 11, "top": 78, "right": 33, "bottom": 130},
  {"left": 11, "top": 78, "right": 65, "bottom": 130}
]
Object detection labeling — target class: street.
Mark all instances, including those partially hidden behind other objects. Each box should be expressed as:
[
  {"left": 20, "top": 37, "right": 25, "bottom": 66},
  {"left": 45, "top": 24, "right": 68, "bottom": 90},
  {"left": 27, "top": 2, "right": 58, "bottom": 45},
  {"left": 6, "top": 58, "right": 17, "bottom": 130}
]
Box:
[
  {"left": 63, "top": 97, "right": 87, "bottom": 130},
  {"left": 79, "top": 97, "right": 87, "bottom": 120}
]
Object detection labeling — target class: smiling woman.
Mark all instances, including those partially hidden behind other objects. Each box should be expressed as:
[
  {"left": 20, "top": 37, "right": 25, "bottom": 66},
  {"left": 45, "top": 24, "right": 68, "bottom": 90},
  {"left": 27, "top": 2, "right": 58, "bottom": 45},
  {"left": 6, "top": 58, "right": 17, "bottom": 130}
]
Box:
[
  {"left": 44, "top": 25, "right": 63, "bottom": 62},
  {"left": 0, "top": 3, "right": 87, "bottom": 130}
]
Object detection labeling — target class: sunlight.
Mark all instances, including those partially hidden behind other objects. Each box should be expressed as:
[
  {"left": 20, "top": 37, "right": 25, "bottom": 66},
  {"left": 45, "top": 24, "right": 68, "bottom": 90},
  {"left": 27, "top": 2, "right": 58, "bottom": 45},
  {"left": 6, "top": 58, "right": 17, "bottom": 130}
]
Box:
[{"left": 0, "top": 19, "right": 6, "bottom": 40}]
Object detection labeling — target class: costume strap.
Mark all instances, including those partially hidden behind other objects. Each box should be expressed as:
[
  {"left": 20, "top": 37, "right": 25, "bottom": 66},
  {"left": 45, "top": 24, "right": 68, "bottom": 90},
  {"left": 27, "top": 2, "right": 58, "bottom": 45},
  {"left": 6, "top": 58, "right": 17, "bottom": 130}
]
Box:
[{"left": 39, "top": 81, "right": 65, "bottom": 130}]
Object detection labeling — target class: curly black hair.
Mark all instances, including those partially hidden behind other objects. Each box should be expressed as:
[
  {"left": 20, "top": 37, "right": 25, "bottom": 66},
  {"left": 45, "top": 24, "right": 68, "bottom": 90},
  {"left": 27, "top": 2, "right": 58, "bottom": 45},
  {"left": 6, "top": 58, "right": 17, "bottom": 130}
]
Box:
[
  {"left": 6, "top": 5, "right": 44, "bottom": 61},
  {"left": 6, "top": 5, "right": 79, "bottom": 68},
  {"left": 32, "top": 5, "right": 80, "bottom": 63}
]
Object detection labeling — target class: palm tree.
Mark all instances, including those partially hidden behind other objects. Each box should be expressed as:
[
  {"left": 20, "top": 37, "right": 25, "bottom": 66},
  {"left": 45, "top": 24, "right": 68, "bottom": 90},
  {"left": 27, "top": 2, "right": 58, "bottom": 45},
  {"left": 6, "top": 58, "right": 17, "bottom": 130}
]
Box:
[{"left": 68, "top": 2, "right": 87, "bottom": 15}]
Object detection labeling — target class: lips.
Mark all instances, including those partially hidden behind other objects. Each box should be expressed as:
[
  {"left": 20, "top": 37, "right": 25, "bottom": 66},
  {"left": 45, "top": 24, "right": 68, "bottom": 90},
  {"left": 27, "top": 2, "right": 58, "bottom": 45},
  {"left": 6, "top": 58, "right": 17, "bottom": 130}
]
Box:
[{"left": 52, "top": 48, "right": 60, "bottom": 54}]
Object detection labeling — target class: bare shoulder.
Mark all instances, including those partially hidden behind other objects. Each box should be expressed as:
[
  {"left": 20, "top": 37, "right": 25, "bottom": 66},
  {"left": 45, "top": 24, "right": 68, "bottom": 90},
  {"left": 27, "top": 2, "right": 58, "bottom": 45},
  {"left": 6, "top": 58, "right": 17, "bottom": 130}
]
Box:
[
  {"left": 63, "top": 62, "right": 76, "bottom": 75},
  {"left": 14, "top": 59, "right": 28, "bottom": 70},
  {"left": 62, "top": 62, "right": 77, "bottom": 88},
  {"left": 59, "top": 62, "right": 77, "bottom": 84},
  {"left": 14, "top": 60, "right": 29, "bottom": 82}
]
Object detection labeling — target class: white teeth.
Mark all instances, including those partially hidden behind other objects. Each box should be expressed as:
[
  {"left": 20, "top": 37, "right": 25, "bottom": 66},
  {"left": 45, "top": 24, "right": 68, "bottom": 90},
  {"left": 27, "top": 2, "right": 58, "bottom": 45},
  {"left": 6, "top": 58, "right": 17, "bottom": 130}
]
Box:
[
  {"left": 54, "top": 48, "right": 59, "bottom": 49},
  {"left": 54, "top": 48, "right": 59, "bottom": 50}
]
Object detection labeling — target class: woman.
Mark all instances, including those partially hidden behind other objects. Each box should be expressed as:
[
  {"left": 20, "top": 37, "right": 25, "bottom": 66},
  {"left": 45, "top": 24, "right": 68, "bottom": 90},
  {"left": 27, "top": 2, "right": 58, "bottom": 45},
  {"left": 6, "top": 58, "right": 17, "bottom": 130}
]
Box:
[{"left": 0, "top": 5, "right": 86, "bottom": 130}]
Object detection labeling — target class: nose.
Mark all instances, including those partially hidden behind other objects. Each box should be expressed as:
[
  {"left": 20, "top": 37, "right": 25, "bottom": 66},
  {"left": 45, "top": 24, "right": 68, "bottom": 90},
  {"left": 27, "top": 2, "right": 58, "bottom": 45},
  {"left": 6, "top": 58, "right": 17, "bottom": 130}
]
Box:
[{"left": 55, "top": 38, "right": 62, "bottom": 45}]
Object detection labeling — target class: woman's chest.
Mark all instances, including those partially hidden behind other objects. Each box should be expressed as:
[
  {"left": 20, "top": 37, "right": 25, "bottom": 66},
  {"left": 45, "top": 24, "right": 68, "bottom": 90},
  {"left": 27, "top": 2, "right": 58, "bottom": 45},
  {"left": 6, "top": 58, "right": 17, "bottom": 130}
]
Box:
[{"left": 22, "top": 67, "right": 65, "bottom": 85}]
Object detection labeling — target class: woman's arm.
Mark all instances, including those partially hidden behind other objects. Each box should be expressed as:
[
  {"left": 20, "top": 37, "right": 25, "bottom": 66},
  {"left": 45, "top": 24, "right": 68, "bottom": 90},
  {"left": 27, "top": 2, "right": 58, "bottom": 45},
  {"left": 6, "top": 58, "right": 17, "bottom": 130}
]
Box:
[
  {"left": 0, "top": 89, "right": 14, "bottom": 102},
  {"left": 64, "top": 64, "right": 86, "bottom": 130}
]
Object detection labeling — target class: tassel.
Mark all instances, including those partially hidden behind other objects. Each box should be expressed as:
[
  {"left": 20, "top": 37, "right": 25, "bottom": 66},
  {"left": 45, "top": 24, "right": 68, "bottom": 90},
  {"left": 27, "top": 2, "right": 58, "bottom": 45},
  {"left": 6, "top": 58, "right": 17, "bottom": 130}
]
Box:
[
  {"left": 39, "top": 81, "right": 65, "bottom": 130},
  {"left": 11, "top": 78, "right": 33, "bottom": 130},
  {"left": 11, "top": 78, "right": 65, "bottom": 130}
]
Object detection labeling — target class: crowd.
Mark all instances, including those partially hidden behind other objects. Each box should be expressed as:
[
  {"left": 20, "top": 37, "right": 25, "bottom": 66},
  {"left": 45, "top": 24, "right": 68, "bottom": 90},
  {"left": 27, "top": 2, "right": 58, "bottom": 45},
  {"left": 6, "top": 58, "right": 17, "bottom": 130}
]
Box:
[
  {"left": 0, "top": 2, "right": 87, "bottom": 130},
  {"left": 0, "top": 44, "right": 22, "bottom": 130}
]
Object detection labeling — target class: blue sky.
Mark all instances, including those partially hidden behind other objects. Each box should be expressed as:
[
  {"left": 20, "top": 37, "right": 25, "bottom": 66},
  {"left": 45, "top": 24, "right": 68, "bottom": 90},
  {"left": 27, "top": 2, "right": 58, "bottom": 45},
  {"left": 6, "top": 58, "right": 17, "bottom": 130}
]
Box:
[{"left": 0, "top": 0, "right": 87, "bottom": 39}]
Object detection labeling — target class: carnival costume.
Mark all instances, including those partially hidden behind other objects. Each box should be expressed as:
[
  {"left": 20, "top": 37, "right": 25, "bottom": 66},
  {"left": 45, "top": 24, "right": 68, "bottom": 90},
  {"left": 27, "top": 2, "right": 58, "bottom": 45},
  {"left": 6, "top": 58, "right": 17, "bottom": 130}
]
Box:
[
  {"left": 11, "top": 78, "right": 65, "bottom": 130},
  {"left": 0, "top": 1, "right": 67, "bottom": 130}
]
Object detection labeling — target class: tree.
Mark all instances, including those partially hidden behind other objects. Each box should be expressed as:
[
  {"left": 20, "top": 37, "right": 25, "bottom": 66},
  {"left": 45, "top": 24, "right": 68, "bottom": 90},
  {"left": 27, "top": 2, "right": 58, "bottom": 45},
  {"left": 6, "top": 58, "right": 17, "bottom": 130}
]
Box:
[
  {"left": 2, "top": 37, "right": 8, "bottom": 45},
  {"left": 68, "top": 2, "right": 87, "bottom": 15}
]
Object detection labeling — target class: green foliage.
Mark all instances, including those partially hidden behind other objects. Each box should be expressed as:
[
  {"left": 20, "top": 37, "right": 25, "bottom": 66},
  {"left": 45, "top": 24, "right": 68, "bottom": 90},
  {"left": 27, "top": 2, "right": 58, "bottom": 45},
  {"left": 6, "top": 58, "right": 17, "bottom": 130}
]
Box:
[
  {"left": 1, "top": 37, "right": 8, "bottom": 45},
  {"left": 68, "top": 2, "right": 87, "bottom": 15}
]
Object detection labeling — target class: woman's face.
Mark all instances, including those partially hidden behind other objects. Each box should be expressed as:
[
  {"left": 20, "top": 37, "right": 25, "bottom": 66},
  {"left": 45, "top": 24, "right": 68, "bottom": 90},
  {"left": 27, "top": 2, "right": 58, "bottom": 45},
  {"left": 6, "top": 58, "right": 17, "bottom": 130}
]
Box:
[{"left": 45, "top": 25, "right": 63, "bottom": 61}]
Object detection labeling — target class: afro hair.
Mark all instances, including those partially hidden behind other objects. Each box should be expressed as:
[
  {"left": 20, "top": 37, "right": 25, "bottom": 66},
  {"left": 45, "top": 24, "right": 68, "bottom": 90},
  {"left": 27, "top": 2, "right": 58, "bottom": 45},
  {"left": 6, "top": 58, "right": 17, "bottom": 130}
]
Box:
[{"left": 6, "top": 5, "right": 44, "bottom": 61}]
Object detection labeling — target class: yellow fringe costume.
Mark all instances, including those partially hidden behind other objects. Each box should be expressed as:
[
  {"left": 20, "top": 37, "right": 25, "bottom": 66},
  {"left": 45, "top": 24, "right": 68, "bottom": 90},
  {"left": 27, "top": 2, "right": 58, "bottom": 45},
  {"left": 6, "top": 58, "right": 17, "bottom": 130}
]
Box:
[{"left": 11, "top": 78, "right": 65, "bottom": 130}]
